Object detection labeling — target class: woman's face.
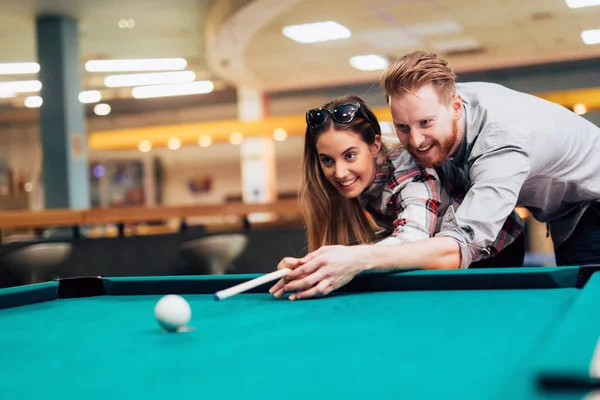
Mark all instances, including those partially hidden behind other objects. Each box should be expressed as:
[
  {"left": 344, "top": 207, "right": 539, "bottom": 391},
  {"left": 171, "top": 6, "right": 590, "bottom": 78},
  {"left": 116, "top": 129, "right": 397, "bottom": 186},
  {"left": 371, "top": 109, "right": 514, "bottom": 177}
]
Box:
[{"left": 316, "top": 128, "right": 381, "bottom": 198}]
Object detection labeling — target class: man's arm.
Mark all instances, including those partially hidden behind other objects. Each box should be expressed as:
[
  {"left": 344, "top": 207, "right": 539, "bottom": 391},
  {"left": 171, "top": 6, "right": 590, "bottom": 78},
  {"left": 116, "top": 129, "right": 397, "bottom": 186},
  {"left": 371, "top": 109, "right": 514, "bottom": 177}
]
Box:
[
  {"left": 270, "top": 145, "right": 530, "bottom": 299},
  {"left": 366, "top": 236, "right": 461, "bottom": 271},
  {"left": 435, "top": 145, "right": 530, "bottom": 268}
]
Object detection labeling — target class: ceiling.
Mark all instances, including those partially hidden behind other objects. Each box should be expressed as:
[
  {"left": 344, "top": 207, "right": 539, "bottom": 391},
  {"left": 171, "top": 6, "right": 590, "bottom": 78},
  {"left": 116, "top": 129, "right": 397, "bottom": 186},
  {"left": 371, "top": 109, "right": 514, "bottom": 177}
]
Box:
[
  {"left": 239, "top": 0, "right": 600, "bottom": 91},
  {"left": 0, "top": 0, "right": 216, "bottom": 110},
  {"left": 0, "top": 0, "right": 600, "bottom": 122}
]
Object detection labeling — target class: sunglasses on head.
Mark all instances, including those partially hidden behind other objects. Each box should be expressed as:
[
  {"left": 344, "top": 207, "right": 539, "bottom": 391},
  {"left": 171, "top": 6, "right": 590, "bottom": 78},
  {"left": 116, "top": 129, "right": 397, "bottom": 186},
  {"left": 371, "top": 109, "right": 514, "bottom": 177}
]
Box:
[{"left": 305, "top": 102, "right": 371, "bottom": 130}]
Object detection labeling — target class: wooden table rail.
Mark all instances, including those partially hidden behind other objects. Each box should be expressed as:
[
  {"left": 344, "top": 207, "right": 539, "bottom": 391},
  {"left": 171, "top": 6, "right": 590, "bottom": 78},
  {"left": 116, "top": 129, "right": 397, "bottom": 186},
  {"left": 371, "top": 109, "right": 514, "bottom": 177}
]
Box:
[{"left": 0, "top": 199, "right": 302, "bottom": 231}]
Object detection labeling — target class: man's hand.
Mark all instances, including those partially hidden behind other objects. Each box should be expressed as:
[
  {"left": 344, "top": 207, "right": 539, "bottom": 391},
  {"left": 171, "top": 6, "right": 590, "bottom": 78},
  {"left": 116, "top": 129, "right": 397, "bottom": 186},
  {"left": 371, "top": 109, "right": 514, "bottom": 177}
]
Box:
[{"left": 269, "top": 245, "right": 372, "bottom": 300}]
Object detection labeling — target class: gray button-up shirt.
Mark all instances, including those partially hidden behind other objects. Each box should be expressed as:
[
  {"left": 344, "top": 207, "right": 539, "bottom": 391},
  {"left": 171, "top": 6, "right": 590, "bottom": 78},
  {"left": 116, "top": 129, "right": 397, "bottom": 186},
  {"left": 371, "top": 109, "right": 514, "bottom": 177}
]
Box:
[{"left": 435, "top": 82, "right": 600, "bottom": 268}]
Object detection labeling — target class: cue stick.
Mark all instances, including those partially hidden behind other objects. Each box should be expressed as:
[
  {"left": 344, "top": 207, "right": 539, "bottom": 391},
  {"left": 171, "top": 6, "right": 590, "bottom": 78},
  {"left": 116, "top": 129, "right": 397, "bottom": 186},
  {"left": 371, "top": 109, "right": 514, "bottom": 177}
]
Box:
[
  {"left": 214, "top": 229, "right": 390, "bottom": 301},
  {"left": 214, "top": 268, "right": 291, "bottom": 301}
]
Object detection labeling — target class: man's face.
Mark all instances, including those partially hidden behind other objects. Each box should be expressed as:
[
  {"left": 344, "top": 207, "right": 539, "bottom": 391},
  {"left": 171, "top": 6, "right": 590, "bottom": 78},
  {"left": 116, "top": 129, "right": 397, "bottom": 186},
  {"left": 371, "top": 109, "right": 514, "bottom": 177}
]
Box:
[{"left": 389, "top": 83, "right": 463, "bottom": 168}]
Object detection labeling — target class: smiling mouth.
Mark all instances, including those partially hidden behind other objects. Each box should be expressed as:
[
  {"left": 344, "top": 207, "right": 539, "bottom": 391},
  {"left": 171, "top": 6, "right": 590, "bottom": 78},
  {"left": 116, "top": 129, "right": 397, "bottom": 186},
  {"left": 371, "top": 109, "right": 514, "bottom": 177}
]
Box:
[
  {"left": 417, "top": 145, "right": 432, "bottom": 153},
  {"left": 338, "top": 176, "right": 358, "bottom": 187}
]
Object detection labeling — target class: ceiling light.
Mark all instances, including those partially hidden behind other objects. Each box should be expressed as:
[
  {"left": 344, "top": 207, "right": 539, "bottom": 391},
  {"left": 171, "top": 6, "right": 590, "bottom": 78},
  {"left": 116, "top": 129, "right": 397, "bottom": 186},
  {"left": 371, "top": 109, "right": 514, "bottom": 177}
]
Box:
[
  {"left": 138, "top": 140, "right": 152, "bottom": 152},
  {"left": 105, "top": 71, "right": 196, "bottom": 88},
  {"left": 79, "top": 90, "right": 101, "bottom": 103},
  {"left": 282, "top": 21, "right": 351, "bottom": 43},
  {"left": 573, "top": 104, "right": 587, "bottom": 114},
  {"left": 24, "top": 96, "right": 43, "bottom": 108},
  {"left": 359, "top": 28, "right": 420, "bottom": 50},
  {"left": 566, "top": 0, "right": 600, "bottom": 8},
  {"left": 273, "top": 128, "right": 287, "bottom": 141},
  {"left": 85, "top": 58, "right": 187, "bottom": 73},
  {"left": 0, "top": 80, "right": 41, "bottom": 97},
  {"left": 350, "top": 54, "right": 389, "bottom": 71},
  {"left": 94, "top": 103, "right": 111, "bottom": 116},
  {"left": 168, "top": 137, "right": 181, "bottom": 150},
  {"left": 406, "top": 20, "right": 462, "bottom": 36},
  {"left": 198, "top": 135, "right": 212, "bottom": 147},
  {"left": 118, "top": 18, "right": 135, "bottom": 28},
  {"left": 0, "top": 62, "right": 40, "bottom": 75},
  {"left": 581, "top": 29, "right": 600, "bottom": 44},
  {"left": 431, "top": 37, "right": 481, "bottom": 53},
  {"left": 229, "top": 132, "right": 244, "bottom": 145},
  {"left": 131, "top": 80, "right": 214, "bottom": 99}
]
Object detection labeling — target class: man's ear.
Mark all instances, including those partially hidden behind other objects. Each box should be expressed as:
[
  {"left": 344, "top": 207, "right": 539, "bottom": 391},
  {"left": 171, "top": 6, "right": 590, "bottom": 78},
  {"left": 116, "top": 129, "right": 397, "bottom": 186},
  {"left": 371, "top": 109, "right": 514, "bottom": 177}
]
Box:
[{"left": 452, "top": 93, "right": 463, "bottom": 119}]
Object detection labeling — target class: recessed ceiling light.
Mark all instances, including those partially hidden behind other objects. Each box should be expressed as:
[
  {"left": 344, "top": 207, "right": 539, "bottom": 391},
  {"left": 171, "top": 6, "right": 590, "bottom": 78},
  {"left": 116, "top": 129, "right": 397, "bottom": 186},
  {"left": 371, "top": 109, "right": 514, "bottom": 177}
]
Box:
[
  {"left": 581, "top": 29, "right": 600, "bottom": 44},
  {"left": 79, "top": 90, "right": 101, "bottom": 104},
  {"left": 431, "top": 37, "right": 481, "bottom": 53},
  {"left": 131, "top": 80, "right": 214, "bottom": 99},
  {"left": 139, "top": 140, "right": 152, "bottom": 152},
  {"left": 168, "top": 137, "right": 181, "bottom": 150},
  {"left": 105, "top": 71, "right": 196, "bottom": 88},
  {"left": 118, "top": 18, "right": 135, "bottom": 28},
  {"left": 350, "top": 55, "right": 389, "bottom": 71},
  {"left": 573, "top": 104, "right": 587, "bottom": 114},
  {"left": 229, "top": 132, "right": 244, "bottom": 145},
  {"left": 24, "top": 96, "right": 43, "bottom": 108},
  {"left": 94, "top": 103, "right": 111, "bottom": 116},
  {"left": 198, "top": 135, "right": 212, "bottom": 147},
  {"left": 566, "top": 0, "right": 600, "bottom": 8},
  {"left": 273, "top": 128, "right": 287, "bottom": 141},
  {"left": 282, "top": 21, "right": 351, "bottom": 43},
  {"left": 0, "top": 80, "right": 41, "bottom": 97},
  {"left": 85, "top": 58, "right": 187, "bottom": 73},
  {"left": 0, "top": 62, "right": 40, "bottom": 75},
  {"left": 406, "top": 20, "right": 462, "bottom": 36}
]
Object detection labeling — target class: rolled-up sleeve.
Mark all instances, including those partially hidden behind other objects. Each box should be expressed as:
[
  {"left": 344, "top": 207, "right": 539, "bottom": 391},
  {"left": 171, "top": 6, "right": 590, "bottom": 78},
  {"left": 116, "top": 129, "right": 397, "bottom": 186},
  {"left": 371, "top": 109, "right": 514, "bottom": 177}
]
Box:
[
  {"left": 435, "top": 146, "right": 531, "bottom": 268},
  {"left": 377, "top": 167, "right": 441, "bottom": 246}
]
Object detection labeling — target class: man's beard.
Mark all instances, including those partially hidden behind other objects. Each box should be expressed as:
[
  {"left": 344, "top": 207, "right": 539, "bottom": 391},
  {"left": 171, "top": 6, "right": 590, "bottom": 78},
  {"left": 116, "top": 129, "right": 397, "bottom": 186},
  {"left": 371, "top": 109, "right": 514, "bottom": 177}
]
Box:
[{"left": 406, "top": 118, "right": 459, "bottom": 168}]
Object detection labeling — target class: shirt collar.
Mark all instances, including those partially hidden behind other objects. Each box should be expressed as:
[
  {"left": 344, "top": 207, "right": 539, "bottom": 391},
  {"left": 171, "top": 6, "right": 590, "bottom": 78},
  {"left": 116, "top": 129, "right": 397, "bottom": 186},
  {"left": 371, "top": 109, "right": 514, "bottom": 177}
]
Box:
[{"left": 361, "top": 153, "right": 395, "bottom": 201}]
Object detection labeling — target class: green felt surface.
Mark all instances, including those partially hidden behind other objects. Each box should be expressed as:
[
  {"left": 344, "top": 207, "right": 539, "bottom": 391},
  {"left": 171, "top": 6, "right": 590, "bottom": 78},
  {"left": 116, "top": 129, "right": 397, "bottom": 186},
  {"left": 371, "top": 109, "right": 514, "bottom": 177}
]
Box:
[
  {"left": 536, "top": 273, "right": 600, "bottom": 382},
  {"left": 0, "top": 286, "right": 591, "bottom": 400}
]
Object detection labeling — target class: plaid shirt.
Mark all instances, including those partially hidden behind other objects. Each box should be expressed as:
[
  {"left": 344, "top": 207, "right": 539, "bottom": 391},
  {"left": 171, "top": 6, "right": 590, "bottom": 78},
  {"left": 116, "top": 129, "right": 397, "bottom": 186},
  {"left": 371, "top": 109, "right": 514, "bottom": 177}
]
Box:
[
  {"left": 360, "top": 145, "right": 524, "bottom": 268},
  {"left": 359, "top": 147, "right": 441, "bottom": 244}
]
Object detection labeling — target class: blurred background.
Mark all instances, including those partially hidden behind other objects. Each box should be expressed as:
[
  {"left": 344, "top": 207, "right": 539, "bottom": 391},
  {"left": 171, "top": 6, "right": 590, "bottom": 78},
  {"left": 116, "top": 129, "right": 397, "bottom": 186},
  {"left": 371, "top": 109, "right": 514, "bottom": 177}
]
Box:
[{"left": 2, "top": 0, "right": 600, "bottom": 286}]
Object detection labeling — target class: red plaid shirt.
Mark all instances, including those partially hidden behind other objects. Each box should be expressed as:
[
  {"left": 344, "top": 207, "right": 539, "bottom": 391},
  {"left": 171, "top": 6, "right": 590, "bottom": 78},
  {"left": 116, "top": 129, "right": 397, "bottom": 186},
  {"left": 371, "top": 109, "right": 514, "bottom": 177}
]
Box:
[
  {"left": 360, "top": 146, "right": 524, "bottom": 267},
  {"left": 359, "top": 147, "right": 441, "bottom": 244}
]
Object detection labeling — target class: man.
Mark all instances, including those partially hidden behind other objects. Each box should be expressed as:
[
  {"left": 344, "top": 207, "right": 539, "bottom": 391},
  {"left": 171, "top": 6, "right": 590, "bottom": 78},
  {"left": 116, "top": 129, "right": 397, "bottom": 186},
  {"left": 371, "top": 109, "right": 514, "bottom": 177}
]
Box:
[{"left": 270, "top": 50, "right": 600, "bottom": 300}]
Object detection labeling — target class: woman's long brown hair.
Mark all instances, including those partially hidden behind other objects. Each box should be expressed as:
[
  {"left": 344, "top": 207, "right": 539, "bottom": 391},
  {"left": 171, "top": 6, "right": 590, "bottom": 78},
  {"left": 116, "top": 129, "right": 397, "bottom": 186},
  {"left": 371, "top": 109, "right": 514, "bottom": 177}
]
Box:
[{"left": 301, "top": 95, "right": 385, "bottom": 252}]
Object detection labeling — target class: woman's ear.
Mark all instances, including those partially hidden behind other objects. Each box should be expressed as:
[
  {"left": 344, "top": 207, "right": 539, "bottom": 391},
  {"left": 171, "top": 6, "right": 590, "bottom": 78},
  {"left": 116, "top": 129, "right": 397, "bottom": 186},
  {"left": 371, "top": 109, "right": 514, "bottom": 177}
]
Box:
[{"left": 371, "top": 135, "right": 382, "bottom": 157}]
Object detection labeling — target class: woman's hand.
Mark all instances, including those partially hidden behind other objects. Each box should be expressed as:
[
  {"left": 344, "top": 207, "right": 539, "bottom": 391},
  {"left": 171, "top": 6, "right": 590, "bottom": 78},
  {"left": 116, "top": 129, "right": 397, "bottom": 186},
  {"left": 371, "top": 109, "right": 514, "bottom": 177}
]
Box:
[{"left": 269, "top": 245, "right": 372, "bottom": 300}]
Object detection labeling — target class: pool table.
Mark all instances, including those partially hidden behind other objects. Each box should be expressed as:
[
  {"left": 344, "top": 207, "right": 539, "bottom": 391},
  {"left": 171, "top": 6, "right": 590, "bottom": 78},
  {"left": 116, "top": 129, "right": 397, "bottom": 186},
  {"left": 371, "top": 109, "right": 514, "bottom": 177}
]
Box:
[{"left": 1, "top": 266, "right": 600, "bottom": 400}]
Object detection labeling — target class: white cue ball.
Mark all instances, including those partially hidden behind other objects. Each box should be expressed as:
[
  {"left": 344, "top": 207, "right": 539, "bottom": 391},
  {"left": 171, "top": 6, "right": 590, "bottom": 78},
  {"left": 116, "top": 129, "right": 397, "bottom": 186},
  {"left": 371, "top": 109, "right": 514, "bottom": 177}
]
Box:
[{"left": 154, "top": 294, "right": 192, "bottom": 332}]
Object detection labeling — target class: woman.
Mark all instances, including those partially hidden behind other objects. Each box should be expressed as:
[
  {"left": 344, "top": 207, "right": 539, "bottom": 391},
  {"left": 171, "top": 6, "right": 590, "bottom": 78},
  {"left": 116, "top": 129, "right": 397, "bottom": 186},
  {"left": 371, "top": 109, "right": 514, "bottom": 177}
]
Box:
[{"left": 269, "top": 95, "right": 446, "bottom": 300}]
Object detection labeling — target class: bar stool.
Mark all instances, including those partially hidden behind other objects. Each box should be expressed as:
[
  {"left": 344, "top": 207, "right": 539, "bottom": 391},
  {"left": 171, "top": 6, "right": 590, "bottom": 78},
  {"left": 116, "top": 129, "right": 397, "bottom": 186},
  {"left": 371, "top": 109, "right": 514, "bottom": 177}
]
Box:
[
  {"left": 2, "top": 242, "right": 73, "bottom": 285},
  {"left": 180, "top": 233, "right": 248, "bottom": 275}
]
